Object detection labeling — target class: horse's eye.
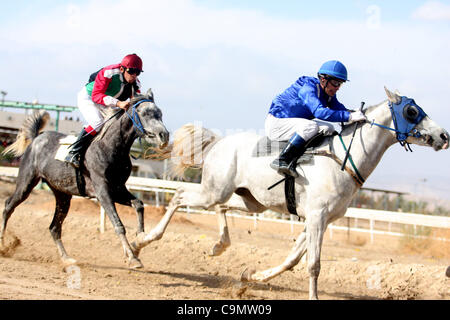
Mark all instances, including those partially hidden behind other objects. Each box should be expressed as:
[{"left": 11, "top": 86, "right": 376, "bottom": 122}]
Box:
[
  {"left": 403, "top": 104, "right": 419, "bottom": 123},
  {"left": 407, "top": 107, "right": 417, "bottom": 117}
]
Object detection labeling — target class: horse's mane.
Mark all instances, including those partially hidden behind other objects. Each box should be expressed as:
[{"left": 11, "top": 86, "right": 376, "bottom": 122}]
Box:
[{"left": 150, "top": 123, "right": 220, "bottom": 178}]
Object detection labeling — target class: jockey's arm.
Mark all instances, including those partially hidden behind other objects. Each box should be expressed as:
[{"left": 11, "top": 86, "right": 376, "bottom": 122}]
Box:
[
  {"left": 300, "top": 88, "right": 351, "bottom": 122},
  {"left": 91, "top": 71, "right": 119, "bottom": 108}
]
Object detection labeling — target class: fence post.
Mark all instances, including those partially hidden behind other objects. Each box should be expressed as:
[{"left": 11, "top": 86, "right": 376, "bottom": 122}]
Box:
[
  {"left": 370, "top": 219, "right": 374, "bottom": 244},
  {"left": 100, "top": 206, "right": 106, "bottom": 233},
  {"left": 290, "top": 214, "right": 294, "bottom": 234},
  {"left": 155, "top": 191, "right": 160, "bottom": 207}
]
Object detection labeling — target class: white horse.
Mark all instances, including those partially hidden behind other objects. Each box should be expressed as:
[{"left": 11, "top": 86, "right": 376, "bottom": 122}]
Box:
[{"left": 132, "top": 87, "right": 448, "bottom": 299}]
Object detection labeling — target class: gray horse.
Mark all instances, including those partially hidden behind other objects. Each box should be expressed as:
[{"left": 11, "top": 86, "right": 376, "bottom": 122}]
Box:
[
  {"left": 132, "top": 87, "right": 448, "bottom": 299},
  {"left": 1, "top": 89, "right": 169, "bottom": 269}
]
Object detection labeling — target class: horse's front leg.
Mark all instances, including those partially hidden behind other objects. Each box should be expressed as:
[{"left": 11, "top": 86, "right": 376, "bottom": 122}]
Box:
[
  {"left": 113, "top": 186, "right": 145, "bottom": 235},
  {"left": 132, "top": 185, "right": 219, "bottom": 255},
  {"left": 305, "top": 209, "right": 327, "bottom": 300},
  {"left": 95, "top": 184, "right": 143, "bottom": 269}
]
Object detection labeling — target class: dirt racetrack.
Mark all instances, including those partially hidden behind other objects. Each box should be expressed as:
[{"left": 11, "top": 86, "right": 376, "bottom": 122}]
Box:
[{"left": 0, "top": 179, "right": 449, "bottom": 300}]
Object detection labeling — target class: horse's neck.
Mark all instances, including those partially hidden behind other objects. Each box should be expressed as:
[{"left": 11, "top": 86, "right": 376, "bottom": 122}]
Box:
[
  {"left": 337, "top": 100, "right": 397, "bottom": 180},
  {"left": 103, "top": 115, "right": 137, "bottom": 153}
]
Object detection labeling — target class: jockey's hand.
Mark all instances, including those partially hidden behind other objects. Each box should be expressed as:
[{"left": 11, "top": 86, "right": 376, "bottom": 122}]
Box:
[
  {"left": 349, "top": 111, "right": 367, "bottom": 123},
  {"left": 117, "top": 101, "right": 130, "bottom": 110}
]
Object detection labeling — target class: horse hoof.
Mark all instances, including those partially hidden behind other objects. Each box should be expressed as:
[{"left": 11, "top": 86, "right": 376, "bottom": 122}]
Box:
[
  {"left": 210, "top": 243, "right": 226, "bottom": 257},
  {"left": 62, "top": 258, "right": 78, "bottom": 266},
  {"left": 130, "top": 243, "right": 141, "bottom": 258},
  {"left": 131, "top": 233, "right": 145, "bottom": 257},
  {"left": 240, "top": 268, "right": 255, "bottom": 282},
  {"left": 129, "top": 257, "right": 144, "bottom": 269}
]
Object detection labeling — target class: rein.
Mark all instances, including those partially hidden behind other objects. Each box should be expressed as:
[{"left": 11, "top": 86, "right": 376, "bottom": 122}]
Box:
[
  {"left": 330, "top": 96, "right": 426, "bottom": 185},
  {"left": 337, "top": 134, "right": 365, "bottom": 185},
  {"left": 270, "top": 95, "right": 428, "bottom": 189},
  {"left": 126, "top": 98, "right": 154, "bottom": 136},
  {"left": 369, "top": 120, "right": 412, "bottom": 151}
]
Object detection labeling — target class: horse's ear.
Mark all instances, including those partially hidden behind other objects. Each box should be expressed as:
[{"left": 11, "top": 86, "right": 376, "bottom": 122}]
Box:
[
  {"left": 384, "top": 86, "right": 401, "bottom": 104},
  {"left": 146, "top": 88, "right": 154, "bottom": 101}
]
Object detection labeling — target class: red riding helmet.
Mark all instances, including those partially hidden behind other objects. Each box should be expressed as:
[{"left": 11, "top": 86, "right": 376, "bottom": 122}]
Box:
[{"left": 121, "top": 53, "right": 143, "bottom": 71}]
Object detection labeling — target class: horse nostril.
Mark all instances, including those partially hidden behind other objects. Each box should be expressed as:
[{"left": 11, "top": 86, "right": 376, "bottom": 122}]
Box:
[
  {"left": 441, "top": 133, "right": 448, "bottom": 142},
  {"left": 159, "top": 131, "right": 168, "bottom": 142}
]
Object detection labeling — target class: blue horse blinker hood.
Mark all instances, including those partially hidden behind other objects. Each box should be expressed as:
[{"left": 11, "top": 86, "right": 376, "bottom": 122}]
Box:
[{"left": 389, "top": 96, "right": 427, "bottom": 142}]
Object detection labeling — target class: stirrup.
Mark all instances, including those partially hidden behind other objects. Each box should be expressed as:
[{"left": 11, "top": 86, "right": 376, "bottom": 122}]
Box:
[
  {"left": 270, "top": 161, "right": 299, "bottom": 178},
  {"left": 64, "top": 153, "right": 80, "bottom": 169},
  {"left": 279, "top": 166, "right": 299, "bottom": 178}
]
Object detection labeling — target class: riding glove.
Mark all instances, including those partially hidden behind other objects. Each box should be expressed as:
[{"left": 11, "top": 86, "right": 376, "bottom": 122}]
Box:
[{"left": 348, "top": 111, "right": 367, "bottom": 123}]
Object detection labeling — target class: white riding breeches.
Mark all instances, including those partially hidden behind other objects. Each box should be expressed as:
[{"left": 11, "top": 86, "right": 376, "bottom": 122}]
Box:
[
  {"left": 77, "top": 87, "right": 119, "bottom": 132},
  {"left": 264, "top": 114, "right": 336, "bottom": 141}
]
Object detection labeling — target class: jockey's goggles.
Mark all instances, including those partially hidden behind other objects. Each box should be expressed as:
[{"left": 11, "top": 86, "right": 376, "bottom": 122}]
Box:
[
  {"left": 319, "top": 74, "right": 344, "bottom": 88},
  {"left": 327, "top": 78, "right": 344, "bottom": 88},
  {"left": 124, "top": 67, "right": 142, "bottom": 76}
]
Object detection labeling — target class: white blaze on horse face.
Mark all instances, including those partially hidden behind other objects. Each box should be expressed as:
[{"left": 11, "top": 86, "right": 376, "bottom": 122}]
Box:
[{"left": 410, "top": 116, "right": 450, "bottom": 150}]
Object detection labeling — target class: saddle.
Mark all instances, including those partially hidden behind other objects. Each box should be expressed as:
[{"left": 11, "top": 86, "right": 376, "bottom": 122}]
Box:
[
  {"left": 252, "top": 134, "right": 328, "bottom": 161},
  {"left": 255, "top": 133, "right": 334, "bottom": 216},
  {"left": 54, "top": 135, "right": 77, "bottom": 162},
  {"left": 55, "top": 135, "right": 87, "bottom": 196}
]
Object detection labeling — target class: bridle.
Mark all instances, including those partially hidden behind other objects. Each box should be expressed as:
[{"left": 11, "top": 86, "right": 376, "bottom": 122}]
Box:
[
  {"left": 370, "top": 96, "right": 427, "bottom": 151},
  {"left": 126, "top": 98, "right": 155, "bottom": 137},
  {"left": 337, "top": 96, "right": 428, "bottom": 185}
]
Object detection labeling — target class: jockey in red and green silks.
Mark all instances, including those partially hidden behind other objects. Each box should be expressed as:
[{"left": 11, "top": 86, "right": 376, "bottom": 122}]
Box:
[
  {"left": 266, "top": 60, "right": 367, "bottom": 177},
  {"left": 65, "top": 53, "right": 144, "bottom": 169}
]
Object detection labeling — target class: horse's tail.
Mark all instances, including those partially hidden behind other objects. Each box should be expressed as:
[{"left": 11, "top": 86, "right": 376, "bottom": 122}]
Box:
[
  {"left": 146, "top": 123, "right": 221, "bottom": 178},
  {"left": 2, "top": 110, "right": 50, "bottom": 157}
]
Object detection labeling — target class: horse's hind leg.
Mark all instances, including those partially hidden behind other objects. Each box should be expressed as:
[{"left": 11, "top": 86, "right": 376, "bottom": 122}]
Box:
[
  {"left": 48, "top": 189, "right": 76, "bottom": 266},
  {"left": 132, "top": 187, "right": 185, "bottom": 252},
  {"left": 210, "top": 205, "right": 231, "bottom": 256},
  {"left": 133, "top": 184, "right": 228, "bottom": 253},
  {"left": 1, "top": 173, "right": 40, "bottom": 247},
  {"left": 241, "top": 228, "right": 307, "bottom": 282}
]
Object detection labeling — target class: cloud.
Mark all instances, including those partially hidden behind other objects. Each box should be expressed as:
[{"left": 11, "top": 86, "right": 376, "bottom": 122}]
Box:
[
  {"left": 1, "top": 0, "right": 449, "bottom": 198},
  {"left": 1, "top": 0, "right": 450, "bottom": 127},
  {"left": 412, "top": 1, "right": 450, "bottom": 21}
]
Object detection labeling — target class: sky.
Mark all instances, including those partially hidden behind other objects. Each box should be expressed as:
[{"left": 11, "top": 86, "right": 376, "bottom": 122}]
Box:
[{"left": 1, "top": 0, "right": 449, "bottom": 201}]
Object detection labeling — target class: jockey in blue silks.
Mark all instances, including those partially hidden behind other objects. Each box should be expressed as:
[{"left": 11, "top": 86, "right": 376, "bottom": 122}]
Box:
[{"left": 265, "top": 60, "right": 367, "bottom": 177}]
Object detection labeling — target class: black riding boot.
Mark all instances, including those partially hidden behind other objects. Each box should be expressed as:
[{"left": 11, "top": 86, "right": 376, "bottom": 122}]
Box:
[
  {"left": 270, "top": 134, "right": 307, "bottom": 178},
  {"left": 64, "top": 128, "right": 95, "bottom": 169}
]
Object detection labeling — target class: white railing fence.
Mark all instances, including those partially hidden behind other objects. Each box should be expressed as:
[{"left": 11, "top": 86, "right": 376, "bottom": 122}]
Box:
[{"left": 1, "top": 166, "right": 449, "bottom": 243}]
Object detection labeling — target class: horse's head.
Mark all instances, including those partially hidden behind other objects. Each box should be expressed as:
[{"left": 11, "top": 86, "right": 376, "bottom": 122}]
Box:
[
  {"left": 384, "top": 87, "right": 449, "bottom": 151},
  {"left": 129, "top": 88, "right": 170, "bottom": 148}
]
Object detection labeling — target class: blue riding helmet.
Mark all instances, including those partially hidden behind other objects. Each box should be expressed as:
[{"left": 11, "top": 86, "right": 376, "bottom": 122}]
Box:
[{"left": 318, "top": 60, "right": 348, "bottom": 82}]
